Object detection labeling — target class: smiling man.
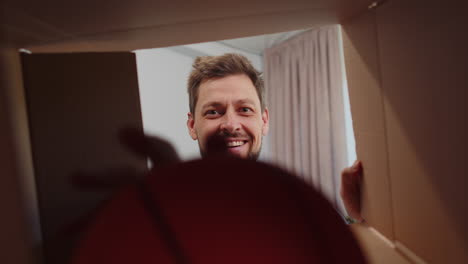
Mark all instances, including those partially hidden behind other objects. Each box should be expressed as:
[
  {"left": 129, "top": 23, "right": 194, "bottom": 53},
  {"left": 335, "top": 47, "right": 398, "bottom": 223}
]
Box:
[{"left": 186, "top": 54, "right": 269, "bottom": 160}]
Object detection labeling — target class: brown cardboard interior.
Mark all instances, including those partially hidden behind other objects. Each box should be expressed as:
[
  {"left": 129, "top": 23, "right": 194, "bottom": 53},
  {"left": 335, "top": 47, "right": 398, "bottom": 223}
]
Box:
[
  {"left": 377, "top": 1, "right": 468, "bottom": 262},
  {"left": 351, "top": 225, "right": 410, "bottom": 264},
  {"left": 1, "top": 0, "right": 369, "bottom": 52},
  {"left": 21, "top": 52, "right": 146, "bottom": 263},
  {"left": 342, "top": 10, "right": 394, "bottom": 240},
  {"left": 343, "top": 0, "right": 468, "bottom": 263}
]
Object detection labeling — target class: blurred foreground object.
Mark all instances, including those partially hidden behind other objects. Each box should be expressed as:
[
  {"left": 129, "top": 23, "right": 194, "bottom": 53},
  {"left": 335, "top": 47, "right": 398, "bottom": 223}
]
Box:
[{"left": 71, "top": 158, "right": 366, "bottom": 264}]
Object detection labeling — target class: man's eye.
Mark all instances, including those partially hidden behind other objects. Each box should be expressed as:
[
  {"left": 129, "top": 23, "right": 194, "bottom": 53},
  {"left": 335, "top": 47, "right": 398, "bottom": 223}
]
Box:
[
  {"left": 205, "top": 110, "right": 220, "bottom": 116},
  {"left": 240, "top": 107, "right": 253, "bottom": 113}
]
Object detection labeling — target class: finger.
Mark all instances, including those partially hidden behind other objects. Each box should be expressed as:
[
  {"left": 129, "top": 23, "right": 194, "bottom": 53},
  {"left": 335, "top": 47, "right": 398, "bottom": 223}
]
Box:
[
  {"left": 118, "top": 126, "right": 147, "bottom": 157},
  {"left": 343, "top": 160, "right": 362, "bottom": 174},
  {"left": 342, "top": 160, "right": 363, "bottom": 183},
  {"left": 118, "top": 126, "right": 180, "bottom": 166},
  {"left": 145, "top": 136, "right": 181, "bottom": 165},
  {"left": 351, "top": 160, "right": 362, "bottom": 173}
]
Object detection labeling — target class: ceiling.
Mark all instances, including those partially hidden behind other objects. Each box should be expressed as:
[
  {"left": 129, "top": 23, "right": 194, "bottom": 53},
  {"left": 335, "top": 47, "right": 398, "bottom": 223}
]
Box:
[
  {"left": 1, "top": 0, "right": 371, "bottom": 53},
  {"left": 219, "top": 29, "right": 309, "bottom": 55}
]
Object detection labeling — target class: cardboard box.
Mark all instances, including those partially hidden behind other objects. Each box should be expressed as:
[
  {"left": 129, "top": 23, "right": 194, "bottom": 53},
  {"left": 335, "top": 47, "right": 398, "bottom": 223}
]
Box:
[
  {"left": 342, "top": 0, "right": 468, "bottom": 263},
  {"left": 1, "top": 0, "right": 467, "bottom": 263}
]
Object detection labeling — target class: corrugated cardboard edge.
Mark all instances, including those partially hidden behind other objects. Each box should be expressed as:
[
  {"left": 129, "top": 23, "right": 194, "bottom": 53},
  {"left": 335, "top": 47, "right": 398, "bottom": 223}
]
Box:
[{"left": 351, "top": 224, "right": 429, "bottom": 264}]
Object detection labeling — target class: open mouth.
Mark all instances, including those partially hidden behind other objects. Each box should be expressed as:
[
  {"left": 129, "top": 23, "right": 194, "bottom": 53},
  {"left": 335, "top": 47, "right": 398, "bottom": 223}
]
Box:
[{"left": 226, "top": 140, "right": 247, "bottom": 148}]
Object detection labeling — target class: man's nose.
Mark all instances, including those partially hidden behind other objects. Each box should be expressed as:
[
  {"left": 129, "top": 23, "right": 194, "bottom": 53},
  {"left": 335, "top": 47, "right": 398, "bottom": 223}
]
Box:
[{"left": 219, "top": 111, "right": 241, "bottom": 134}]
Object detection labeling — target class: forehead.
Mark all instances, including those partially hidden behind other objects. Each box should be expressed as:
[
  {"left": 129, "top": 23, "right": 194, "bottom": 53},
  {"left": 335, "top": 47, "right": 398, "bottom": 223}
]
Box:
[{"left": 197, "top": 74, "right": 260, "bottom": 107}]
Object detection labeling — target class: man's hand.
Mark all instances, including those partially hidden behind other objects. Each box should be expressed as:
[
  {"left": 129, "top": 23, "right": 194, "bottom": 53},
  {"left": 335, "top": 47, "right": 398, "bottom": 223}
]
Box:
[
  {"left": 118, "top": 127, "right": 180, "bottom": 166},
  {"left": 340, "top": 160, "right": 363, "bottom": 223}
]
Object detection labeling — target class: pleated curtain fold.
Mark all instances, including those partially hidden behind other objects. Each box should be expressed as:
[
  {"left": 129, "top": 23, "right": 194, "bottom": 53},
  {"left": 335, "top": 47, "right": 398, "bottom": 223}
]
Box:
[{"left": 264, "top": 25, "right": 348, "bottom": 210}]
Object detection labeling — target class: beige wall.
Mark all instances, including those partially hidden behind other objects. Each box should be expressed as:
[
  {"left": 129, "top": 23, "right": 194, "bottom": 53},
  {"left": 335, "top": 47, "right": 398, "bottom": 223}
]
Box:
[{"left": 342, "top": 0, "right": 468, "bottom": 263}]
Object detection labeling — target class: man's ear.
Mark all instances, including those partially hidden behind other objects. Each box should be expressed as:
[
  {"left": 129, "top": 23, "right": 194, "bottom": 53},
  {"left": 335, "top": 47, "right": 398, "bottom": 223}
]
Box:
[
  {"left": 261, "top": 108, "right": 270, "bottom": 136},
  {"left": 187, "top": 112, "right": 198, "bottom": 140}
]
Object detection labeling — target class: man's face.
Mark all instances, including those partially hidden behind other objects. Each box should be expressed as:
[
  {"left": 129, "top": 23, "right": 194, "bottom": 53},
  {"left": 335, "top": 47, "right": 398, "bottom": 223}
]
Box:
[{"left": 187, "top": 74, "right": 269, "bottom": 160}]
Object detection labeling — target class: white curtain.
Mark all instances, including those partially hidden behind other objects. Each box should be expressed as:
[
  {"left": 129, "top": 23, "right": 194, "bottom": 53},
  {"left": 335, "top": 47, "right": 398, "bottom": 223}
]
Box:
[{"left": 264, "top": 25, "right": 348, "bottom": 210}]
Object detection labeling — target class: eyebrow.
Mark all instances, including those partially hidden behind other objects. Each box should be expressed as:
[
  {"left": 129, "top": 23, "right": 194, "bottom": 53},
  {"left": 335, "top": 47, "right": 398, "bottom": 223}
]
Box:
[
  {"left": 200, "top": 102, "right": 224, "bottom": 111},
  {"left": 200, "top": 99, "right": 256, "bottom": 110},
  {"left": 235, "top": 99, "right": 256, "bottom": 106}
]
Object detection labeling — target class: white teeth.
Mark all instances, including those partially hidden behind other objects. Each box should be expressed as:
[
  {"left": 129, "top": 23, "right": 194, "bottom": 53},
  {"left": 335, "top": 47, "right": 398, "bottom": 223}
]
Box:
[{"left": 227, "top": 141, "right": 245, "bottom": 147}]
